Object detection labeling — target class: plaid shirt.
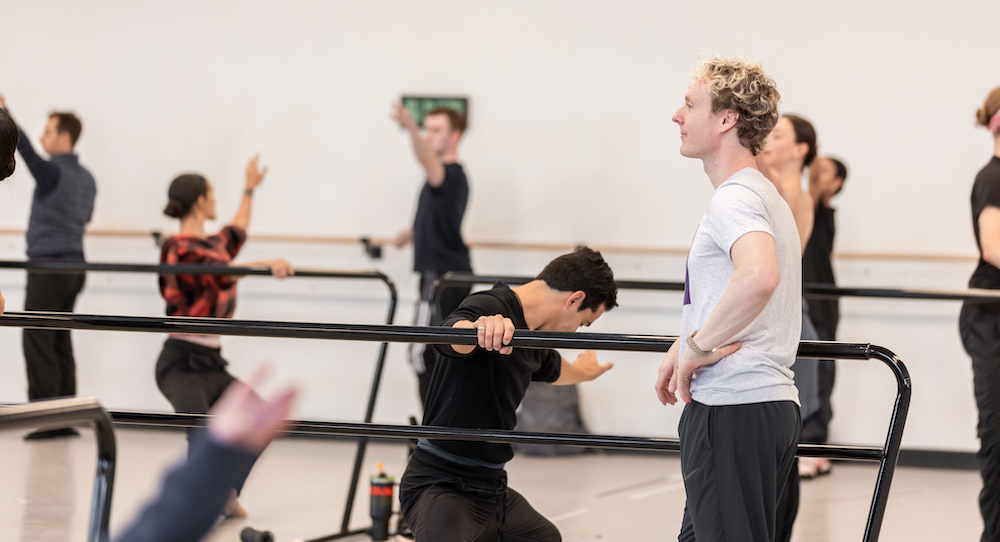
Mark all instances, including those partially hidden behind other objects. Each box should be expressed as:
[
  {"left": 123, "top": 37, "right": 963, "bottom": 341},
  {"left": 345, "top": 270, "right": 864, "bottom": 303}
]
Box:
[{"left": 159, "top": 225, "right": 247, "bottom": 319}]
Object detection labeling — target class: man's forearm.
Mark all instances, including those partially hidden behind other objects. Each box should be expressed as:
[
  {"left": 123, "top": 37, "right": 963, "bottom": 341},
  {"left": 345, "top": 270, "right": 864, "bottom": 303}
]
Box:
[
  {"left": 690, "top": 267, "right": 777, "bottom": 352},
  {"left": 407, "top": 126, "right": 444, "bottom": 186},
  {"left": 553, "top": 358, "right": 581, "bottom": 385}
]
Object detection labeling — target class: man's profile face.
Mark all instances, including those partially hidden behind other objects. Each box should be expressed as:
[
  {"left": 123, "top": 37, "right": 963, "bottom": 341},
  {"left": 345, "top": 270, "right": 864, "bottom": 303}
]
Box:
[
  {"left": 40, "top": 117, "right": 68, "bottom": 155},
  {"left": 542, "top": 299, "right": 606, "bottom": 333},
  {"left": 423, "top": 114, "right": 459, "bottom": 157},
  {"left": 671, "top": 79, "right": 724, "bottom": 159}
]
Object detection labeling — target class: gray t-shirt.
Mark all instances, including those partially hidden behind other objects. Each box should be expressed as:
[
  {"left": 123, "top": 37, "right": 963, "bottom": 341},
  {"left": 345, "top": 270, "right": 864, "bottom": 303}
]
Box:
[{"left": 681, "top": 167, "right": 801, "bottom": 406}]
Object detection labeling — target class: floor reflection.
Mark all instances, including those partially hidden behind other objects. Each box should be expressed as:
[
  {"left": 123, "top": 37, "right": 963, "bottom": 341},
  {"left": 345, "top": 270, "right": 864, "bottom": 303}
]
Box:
[{"left": 21, "top": 439, "right": 76, "bottom": 542}]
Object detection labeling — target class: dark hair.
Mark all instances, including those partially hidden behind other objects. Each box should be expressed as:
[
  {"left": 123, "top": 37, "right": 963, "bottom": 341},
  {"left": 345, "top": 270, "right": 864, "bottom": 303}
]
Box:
[
  {"left": 0, "top": 108, "right": 18, "bottom": 180},
  {"left": 425, "top": 107, "right": 467, "bottom": 134},
  {"left": 164, "top": 173, "right": 209, "bottom": 218},
  {"left": 48, "top": 112, "right": 82, "bottom": 146},
  {"left": 536, "top": 247, "right": 618, "bottom": 313},
  {"left": 828, "top": 157, "right": 848, "bottom": 194},
  {"left": 783, "top": 114, "right": 817, "bottom": 171}
]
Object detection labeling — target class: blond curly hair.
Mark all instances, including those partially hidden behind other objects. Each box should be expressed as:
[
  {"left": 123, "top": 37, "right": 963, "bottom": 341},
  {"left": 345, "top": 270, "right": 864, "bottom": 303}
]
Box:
[{"left": 694, "top": 56, "right": 781, "bottom": 155}]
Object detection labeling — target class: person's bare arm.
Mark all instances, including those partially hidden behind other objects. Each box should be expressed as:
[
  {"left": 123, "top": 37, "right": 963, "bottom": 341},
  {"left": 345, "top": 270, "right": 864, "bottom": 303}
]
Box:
[
  {"left": 394, "top": 228, "right": 413, "bottom": 248},
  {"left": 672, "top": 231, "right": 781, "bottom": 403},
  {"left": 979, "top": 206, "right": 1000, "bottom": 268},
  {"left": 552, "top": 350, "right": 613, "bottom": 385},
  {"left": 784, "top": 183, "right": 814, "bottom": 252},
  {"left": 391, "top": 104, "right": 445, "bottom": 187},
  {"left": 232, "top": 154, "right": 267, "bottom": 230}
]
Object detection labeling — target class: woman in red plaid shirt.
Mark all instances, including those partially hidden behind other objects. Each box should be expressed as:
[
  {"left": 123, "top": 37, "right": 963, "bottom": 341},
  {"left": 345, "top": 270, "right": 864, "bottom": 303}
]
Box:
[{"left": 156, "top": 154, "right": 293, "bottom": 518}]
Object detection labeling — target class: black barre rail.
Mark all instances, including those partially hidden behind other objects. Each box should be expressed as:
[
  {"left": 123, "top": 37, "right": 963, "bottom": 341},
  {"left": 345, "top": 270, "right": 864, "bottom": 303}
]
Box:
[
  {"left": 0, "top": 259, "right": 399, "bottom": 541},
  {"left": 434, "top": 272, "right": 1000, "bottom": 303},
  {"left": 108, "top": 411, "right": 885, "bottom": 460},
  {"left": 0, "top": 398, "right": 116, "bottom": 542},
  {"left": 0, "top": 259, "right": 393, "bottom": 281},
  {"left": 0, "top": 312, "right": 910, "bottom": 542}
]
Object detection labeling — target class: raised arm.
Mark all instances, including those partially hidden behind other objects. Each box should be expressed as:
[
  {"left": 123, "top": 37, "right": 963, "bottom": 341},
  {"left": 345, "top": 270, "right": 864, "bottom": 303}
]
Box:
[
  {"left": 231, "top": 154, "right": 267, "bottom": 230},
  {"left": 0, "top": 93, "right": 60, "bottom": 195},
  {"left": 112, "top": 367, "right": 297, "bottom": 542},
  {"left": 391, "top": 104, "right": 445, "bottom": 187}
]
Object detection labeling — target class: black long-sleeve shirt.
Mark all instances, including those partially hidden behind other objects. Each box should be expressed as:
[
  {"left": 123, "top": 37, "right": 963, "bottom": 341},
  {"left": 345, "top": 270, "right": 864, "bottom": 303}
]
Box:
[
  {"left": 113, "top": 433, "right": 256, "bottom": 542},
  {"left": 16, "top": 128, "right": 61, "bottom": 198}
]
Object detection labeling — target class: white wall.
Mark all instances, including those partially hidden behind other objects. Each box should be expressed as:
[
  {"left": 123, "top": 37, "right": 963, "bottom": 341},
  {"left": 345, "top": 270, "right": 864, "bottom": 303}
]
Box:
[{"left": 1, "top": 0, "right": 998, "bottom": 452}]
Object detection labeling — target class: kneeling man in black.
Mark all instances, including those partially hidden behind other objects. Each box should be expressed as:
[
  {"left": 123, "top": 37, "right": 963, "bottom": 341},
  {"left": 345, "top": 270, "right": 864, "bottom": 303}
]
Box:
[{"left": 400, "top": 247, "right": 618, "bottom": 542}]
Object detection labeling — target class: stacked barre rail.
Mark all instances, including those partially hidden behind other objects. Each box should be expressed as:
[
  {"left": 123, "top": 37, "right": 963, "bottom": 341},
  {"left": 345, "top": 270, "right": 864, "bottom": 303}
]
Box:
[{"left": 4, "top": 260, "right": 974, "bottom": 542}]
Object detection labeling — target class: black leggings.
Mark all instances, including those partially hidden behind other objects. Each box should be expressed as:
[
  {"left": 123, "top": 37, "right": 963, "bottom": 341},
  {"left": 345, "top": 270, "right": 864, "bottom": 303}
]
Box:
[
  {"left": 961, "top": 303, "right": 1000, "bottom": 542},
  {"left": 400, "top": 448, "right": 560, "bottom": 542},
  {"left": 155, "top": 338, "right": 254, "bottom": 494}
]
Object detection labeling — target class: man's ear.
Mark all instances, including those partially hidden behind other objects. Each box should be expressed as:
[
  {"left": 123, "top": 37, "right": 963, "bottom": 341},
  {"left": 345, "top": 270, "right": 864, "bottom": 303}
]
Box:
[
  {"left": 719, "top": 110, "right": 739, "bottom": 134},
  {"left": 567, "top": 291, "right": 586, "bottom": 310}
]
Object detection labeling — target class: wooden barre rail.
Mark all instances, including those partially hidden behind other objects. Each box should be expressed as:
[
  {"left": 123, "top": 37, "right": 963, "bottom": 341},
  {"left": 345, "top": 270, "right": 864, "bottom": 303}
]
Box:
[{"left": 0, "top": 228, "right": 979, "bottom": 263}]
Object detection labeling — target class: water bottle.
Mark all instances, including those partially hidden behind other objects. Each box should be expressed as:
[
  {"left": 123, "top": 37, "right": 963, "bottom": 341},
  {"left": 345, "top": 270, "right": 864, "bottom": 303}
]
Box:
[{"left": 370, "top": 463, "right": 394, "bottom": 541}]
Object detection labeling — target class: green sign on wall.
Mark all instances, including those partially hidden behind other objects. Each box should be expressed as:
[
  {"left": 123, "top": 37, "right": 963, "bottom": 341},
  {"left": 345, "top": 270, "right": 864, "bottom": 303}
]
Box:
[{"left": 401, "top": 95, "right": 469, "bottom": 129}]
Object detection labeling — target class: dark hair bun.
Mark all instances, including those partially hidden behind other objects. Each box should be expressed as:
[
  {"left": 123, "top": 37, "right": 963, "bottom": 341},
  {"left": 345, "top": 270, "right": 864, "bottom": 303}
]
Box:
[
  {"left": 0, "top": 159, "right": 15, "bottom": 181},
  {"left": 163, "top": 198, "right": 186, "bottom": 218}
]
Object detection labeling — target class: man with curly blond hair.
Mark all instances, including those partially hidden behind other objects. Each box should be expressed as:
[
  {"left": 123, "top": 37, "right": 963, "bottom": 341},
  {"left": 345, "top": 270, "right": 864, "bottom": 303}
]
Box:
[{"left": 654, "top": 56, "right": 801, "bottom": 542}]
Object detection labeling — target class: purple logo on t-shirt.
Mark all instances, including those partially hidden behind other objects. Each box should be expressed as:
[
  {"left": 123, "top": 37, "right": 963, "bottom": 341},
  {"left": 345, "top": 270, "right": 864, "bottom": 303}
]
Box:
[{"left": 683, "top": 265, "right": 691, "bottom": 306}]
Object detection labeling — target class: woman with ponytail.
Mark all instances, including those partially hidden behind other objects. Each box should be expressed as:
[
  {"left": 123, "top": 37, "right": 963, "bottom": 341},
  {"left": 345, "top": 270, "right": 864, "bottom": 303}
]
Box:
[
  {"left": 156, "top": 154, "right": 293, "bottom": 518},
  {"left": 960, "top": 85, "right": 1000, "bottom": 542}
]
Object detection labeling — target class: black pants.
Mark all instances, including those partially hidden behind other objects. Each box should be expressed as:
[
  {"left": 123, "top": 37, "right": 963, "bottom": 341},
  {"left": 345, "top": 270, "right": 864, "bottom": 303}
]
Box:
[
  {"left": 155, "top": 338, "right": 255, "bottom": 494},
  {"left": 413, "top": 271, "right": 472, "bottom": 404},
  {"left": 961, "top": 303, "right": 1000, "bottom": 542},
  {"left": 678, "top": 401, "right": 800, "bottom": 542},
  {"left": 801, "top": 324, "right": 837, "bottom": 444},
  {"left": 23, "top": 270, "right": 86, "bottom": 401},
  {"left": 400, "top": 448, "right": 560, "bottom": 542}
]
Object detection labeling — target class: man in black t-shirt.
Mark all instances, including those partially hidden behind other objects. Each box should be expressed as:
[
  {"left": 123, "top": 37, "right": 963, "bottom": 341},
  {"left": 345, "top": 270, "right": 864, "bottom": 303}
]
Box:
[
  {"left": 399, "top": 248, "right": 618, "bottom": 542},
  {"left": 391, "top": 105, "right": 473, "bottom": 404}
]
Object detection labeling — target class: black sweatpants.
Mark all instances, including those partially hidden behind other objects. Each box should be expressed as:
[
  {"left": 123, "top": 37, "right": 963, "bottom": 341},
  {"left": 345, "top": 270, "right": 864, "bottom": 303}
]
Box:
[
  {"left": 412, "top": 271, "right": 472, "bottom": 404},
  {"left": 400, "top": 448, "right": 560, "bottom": 542},
  {"left": 801, "top": 323, "right": 837, "bottom": 444},
  {"left": 960, "top": 303, "right": 1000, "bottom": 542},
  {"left": 678, "top": 400, "right": 800, "bottom": 542},
  {"left": 23, "top": 269, "right": 86, "bottom": 401},
  {"left": 155, "top": 338, "right": 255, "bottom": 494}
]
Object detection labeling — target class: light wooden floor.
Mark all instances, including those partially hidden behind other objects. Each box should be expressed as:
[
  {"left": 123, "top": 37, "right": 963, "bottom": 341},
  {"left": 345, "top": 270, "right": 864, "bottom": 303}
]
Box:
[{"left": 0, "top": 427, "right": 983, "bottom": 542}]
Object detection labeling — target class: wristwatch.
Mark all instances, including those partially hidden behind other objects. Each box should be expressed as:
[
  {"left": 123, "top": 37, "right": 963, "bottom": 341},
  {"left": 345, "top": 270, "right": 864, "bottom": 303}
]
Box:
[{"left": 686, "top": 331, "right": 715, "bottom": 357}]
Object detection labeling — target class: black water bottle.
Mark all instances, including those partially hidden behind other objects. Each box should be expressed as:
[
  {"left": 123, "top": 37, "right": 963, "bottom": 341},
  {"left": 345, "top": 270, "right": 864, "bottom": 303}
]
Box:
[{"left": 370, "top": 463, "right": 394, "bottom": 541}]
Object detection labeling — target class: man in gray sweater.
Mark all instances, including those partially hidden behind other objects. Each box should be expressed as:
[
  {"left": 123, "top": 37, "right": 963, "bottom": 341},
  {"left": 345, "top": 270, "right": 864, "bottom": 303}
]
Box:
[{"left": 0, "top": 94, "right": 97, "bottom": 439}]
